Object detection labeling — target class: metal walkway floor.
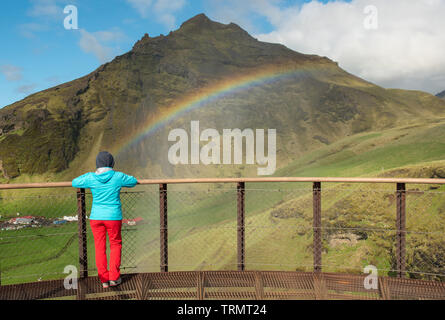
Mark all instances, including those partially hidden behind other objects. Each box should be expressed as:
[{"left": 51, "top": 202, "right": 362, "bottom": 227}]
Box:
[{"left": 1, "top": 271, "right": 445, "bottom": 300}]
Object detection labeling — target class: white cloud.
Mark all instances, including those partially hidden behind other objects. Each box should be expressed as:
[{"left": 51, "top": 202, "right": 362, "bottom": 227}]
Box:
[
  {"left": 27, "top": 0, "right": 65, "bottom": 19},
  {"left": 205, "top": 0, "right": 285, "bottom": 34},
  {"left": 153, "top": 0, "right": 185, "bottom": 12},
  {"left": 79, "top": 29, "right": 127, "bottom": 63},
  {"left": 16, "top": 84, "right": 38, "bottom": 95},
  {"left": 79, "top": 30, "right": 113, "bottom": 63},
  {"left": 28, "top": 3, "right": 59, "bottom": 17},
  {"left": 21, "top": 0, "right": 74, "bottom": 38},
  {"left": 0, "top": 65, "right": 23, "bottom": 82},
  {"left": 126, "top": 0, "right": 186, "bottom": 29},
  {"left": 208, "top": 0, "right": 445, "bottom": 94},
  {"left": 93, "top": 30, "right": 127, "bottom": 43},
  {"left": 127, "top": 0, "right": 153, "bottom": 18}
]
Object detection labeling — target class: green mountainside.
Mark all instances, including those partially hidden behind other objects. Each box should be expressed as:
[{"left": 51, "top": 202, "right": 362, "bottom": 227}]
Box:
[{"left": 1, "top": 13, "right": 445, "bottom": 182}]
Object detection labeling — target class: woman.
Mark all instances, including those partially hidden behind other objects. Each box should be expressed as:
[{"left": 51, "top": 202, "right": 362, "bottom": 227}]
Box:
[{"left": 72, "top": 151, "right": 138, "bottom": 288}]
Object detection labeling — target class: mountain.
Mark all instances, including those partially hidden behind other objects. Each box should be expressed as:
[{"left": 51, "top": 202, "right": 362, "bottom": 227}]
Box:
[
  {"left": 437, "top": 90, "right": 445, "bottom": 100},
  {"left": 1, "top": 13, "right": 445, "bottom": 181}
]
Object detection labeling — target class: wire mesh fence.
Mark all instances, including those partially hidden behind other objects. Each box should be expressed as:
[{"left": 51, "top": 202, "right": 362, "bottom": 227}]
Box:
[
  {"left": 405, "top": 184, "right": 445, "bottom": 280},
  {"left": 167, "top": 186, "right": 238, "bottom": 271},
  {"left": 244, "top": 184, "right": 313, "bottom": 272},
  {"left": 0, "top": 192, "right": 79, "bottom": 285},
  {"left": 1, "top": 180, "right": 445, "bottom": 289},
  {"left": 90, "top": 187, "right": 161, "bottom": 275},
  {"left": 0, "top": 187, "right": 161, "bottom": 285},
  {"left": 319, "top": 183, "right": 397, "bottom": 277}
]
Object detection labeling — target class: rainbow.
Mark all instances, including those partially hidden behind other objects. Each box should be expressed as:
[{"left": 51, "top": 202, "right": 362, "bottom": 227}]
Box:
[{"left": 116, "top": 64, "right": 311, "bottom": 156}]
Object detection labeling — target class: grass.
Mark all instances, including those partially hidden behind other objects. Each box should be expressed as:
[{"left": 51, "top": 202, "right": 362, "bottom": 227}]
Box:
[
  {"left": 0, "top": 224, "right": 80, "bottom": 284},
  {"left": 278, "top": 120, "right": 445, "bottom": 178}
]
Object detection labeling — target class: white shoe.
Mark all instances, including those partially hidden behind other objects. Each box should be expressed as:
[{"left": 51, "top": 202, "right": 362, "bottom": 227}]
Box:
[
  {"left": 109, "top": 277, "right": 122, "bottom": 287},
  {"left": 102, "top": 282, "right": 110, "bottom": 289}
]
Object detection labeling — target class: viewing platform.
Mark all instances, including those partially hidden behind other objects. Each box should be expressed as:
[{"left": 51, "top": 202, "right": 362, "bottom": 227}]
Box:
[{"left": 1, "top": 177, "right": 445, "bottom": 300}]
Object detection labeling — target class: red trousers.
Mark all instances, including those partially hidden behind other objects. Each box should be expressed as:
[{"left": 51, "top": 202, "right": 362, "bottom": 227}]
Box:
[{"left": 90, "top": 220, "right": 122, "bottom": 283}]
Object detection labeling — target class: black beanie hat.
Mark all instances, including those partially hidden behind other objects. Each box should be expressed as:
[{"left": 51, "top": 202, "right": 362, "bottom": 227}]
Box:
[{"left": 96, "top": 151, "right": 115, "bottom": 169}]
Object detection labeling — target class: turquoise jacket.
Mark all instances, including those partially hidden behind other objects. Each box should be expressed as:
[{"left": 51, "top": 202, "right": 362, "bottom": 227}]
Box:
[{"left": 72, "top": 169, "right": 138, "bottom": 221}]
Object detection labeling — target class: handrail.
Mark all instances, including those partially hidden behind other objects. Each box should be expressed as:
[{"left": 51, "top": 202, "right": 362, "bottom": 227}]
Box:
[{"left": 0, "top": 176, "right": 444, "bottom": 190}]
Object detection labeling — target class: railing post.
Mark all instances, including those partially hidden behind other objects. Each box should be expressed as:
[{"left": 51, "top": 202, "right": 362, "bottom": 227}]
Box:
[
  {"left": 197, "top": 272, "right": 205, "bottom": 300},
  {"left": 160, "top": 183, "right": 168, "bottom": 272},
  {"left": 76, "top": 188, "right": 87, "bottom": 300},
  {"left": 313, "top": 182, "right": 322, "bottom": 273},
  {"left": 396, "top": 183, "right": 406, "bottom": 278},
  {"left": 254, "top": 271, "right": 264, "bottom": 300},
  {"left": 77, "top": 188, "right": 88, "bottom": 278},
  {"left": 237, "top": 182, "right": 245, "bottom": 271}
]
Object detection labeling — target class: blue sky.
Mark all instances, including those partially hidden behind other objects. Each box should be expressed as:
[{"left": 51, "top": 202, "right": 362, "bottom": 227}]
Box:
[{"left": 1, "top": 0, "right": 444, "bottom": 108}]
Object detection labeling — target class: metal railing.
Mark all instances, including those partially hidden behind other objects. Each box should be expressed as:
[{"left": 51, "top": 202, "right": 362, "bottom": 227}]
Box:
[{"left": 1, "top": 177, "right": 445, "bottom": 299}]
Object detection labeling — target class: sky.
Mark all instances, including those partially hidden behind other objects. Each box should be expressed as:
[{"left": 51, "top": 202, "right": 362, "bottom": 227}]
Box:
[{"left": 0, "top": 0, "right": 444, "bottom": 108}]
